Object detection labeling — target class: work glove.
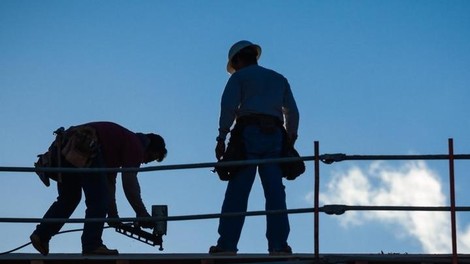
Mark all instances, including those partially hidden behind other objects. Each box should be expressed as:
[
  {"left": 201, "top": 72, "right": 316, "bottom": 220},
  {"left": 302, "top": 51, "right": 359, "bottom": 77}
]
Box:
[
  {"left": 107, "top": 214, "right": 123, "bottom": 228},
  {"left": 135, "top": 212, "right": 154, "bottom": 229}
]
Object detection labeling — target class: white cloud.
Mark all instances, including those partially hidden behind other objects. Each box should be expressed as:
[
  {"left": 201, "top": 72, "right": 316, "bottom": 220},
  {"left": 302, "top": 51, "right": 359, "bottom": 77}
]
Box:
[{"left": 307, "top": 161, "right": 470, "bottom": 253}]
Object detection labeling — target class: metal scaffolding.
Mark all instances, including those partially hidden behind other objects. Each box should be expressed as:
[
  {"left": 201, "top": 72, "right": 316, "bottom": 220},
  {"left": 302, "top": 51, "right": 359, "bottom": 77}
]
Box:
[{"left": 1, "top": 138, "right": 469, "bottom": 264}]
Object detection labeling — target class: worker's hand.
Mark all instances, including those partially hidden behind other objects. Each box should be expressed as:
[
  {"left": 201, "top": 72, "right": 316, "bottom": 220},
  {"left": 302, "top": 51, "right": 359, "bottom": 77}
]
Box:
[
  {"left": 215, "top": 141, "right": 225, "bottom": 161},
  {"left": 107, "top": 214, "right": 122, "bottom": 228},
  {"left": 135, "top": 212, "right": 154, "bottom": 229}
]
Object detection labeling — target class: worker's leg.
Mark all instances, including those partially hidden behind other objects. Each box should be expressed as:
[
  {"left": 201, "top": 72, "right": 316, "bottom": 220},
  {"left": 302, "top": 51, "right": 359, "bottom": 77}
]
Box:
[
  {"left": 80, "top": 157, "right": 109, "bottom": 252},
  {"left": 34, "top": 173, "right": 82, "bottom": 242}
]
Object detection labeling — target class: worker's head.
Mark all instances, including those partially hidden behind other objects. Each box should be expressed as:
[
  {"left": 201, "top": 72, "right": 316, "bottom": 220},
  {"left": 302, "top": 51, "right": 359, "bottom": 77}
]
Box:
[
  {"left": 227, "top": 40, "right": 261, "bottom": 74},
  {"left": 143, "top": 133, "right": 167, "bottom": 163}
]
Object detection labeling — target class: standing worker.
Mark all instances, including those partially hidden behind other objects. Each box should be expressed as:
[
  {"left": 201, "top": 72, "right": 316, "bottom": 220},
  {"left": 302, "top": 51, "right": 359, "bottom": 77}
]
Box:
[
  {"left": 210, "top": 40, "right": 300, "bottom": 255},
  {"left": 30, "top": 121, "right": 167, "bottom": 256}
]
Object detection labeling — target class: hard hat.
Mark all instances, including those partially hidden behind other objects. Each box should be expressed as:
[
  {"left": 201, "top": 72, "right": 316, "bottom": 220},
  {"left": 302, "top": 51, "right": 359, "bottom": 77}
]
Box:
[{"left": 226, "top": 40, "right": 262, "bottom": 74}]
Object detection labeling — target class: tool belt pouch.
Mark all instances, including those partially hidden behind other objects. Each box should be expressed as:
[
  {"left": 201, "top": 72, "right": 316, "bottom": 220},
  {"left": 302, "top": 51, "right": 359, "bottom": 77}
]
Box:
[
  {"left": 215, "top": 124, "right": 245, "bottom": 181},
  {"left": 35, "top": 147, "right": 58, "bottom": 187},
  {"left": 34, "top": 128, "right": 65, "bottom": 187},
  {"left": 281, "top": 146, "right": 305, "bottom": 180},
  {"left": 61, "top": 125, "right": 99, "bottom": 168},
  {"left": 280, "top": 130, "right": 305, "bottom": 180}
]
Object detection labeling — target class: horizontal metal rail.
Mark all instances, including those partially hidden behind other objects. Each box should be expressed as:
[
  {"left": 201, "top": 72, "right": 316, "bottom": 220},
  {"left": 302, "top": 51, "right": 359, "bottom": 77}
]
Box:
[
  {"left": 2, "top": 205, "right": 470, "bottom": 224},
  {"left": 0, "top": 208, "right": 315, "bottom": 224},
  {"left": 0, "top": 156, "right": 306, "bottom": 173},
  {"left": 1, "top": 154, "right": 469, "bottom": 174}
]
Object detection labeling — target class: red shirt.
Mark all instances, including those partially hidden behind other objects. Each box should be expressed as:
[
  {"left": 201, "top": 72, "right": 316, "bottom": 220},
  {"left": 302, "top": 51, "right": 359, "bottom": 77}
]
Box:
[
  {"left": 87, "top": 122, "right": 144, "bottom": 169},
  {"left": 85, "top": 122, "right": 149, "bottom": 217}
]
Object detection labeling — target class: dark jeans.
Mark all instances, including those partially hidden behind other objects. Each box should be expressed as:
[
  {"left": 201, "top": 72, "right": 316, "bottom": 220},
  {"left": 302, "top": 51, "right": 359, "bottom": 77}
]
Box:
[
  {"left": 34, "top": 156, "right": 108, "bottom": 252},
  {"left": 216, "top": 125, "right": 290, "bottom": 252}
]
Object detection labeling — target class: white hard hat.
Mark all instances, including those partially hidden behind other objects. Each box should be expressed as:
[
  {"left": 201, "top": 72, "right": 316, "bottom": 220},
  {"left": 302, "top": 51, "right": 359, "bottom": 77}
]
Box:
[{"left": 226, "top": 40, "right": 262, "bottom": 74}]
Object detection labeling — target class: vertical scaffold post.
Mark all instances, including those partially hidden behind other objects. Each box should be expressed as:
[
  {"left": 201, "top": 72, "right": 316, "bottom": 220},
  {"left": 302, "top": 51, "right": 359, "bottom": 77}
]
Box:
[
  {"left": 448, "top": 138, "right": 458, "bottom": 264},
  {"left": 314, "top": 141, "right": 320, "bottom": 263}
]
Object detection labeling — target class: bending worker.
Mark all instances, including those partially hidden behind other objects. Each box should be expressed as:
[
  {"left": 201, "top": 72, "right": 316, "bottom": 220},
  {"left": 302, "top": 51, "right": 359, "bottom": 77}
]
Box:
[{"left": 30, "top": 121, "right": 167, "bottom": 256}]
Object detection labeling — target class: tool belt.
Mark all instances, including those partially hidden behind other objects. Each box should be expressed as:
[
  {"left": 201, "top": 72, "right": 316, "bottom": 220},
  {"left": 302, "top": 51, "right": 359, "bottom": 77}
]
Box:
[
  {"left": 61, "top": 125, "right": 99, "bottom": 168},
  {"left": 236, "top": 114, "right": 305, "bottom": 180},
  {"left": 237, "top": 114, "right": 283, "bottom": 134},
  {"left": 34, "top": 125, "right": 99, "bottom": 186},
  {"left": 215, "top": 114, "right": 276, "bottom": 180},
  {"left": 215, "top": 114, "right": 304, "bottom": 181}
]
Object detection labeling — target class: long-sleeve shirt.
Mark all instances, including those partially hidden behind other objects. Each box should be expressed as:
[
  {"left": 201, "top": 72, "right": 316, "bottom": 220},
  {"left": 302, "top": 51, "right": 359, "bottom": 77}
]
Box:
[
  {"left": 87, "top": 121, "right": 148, "bottom": 217},
  {"left": 218, "top": 64, "right": 299, "bottom": 140}
]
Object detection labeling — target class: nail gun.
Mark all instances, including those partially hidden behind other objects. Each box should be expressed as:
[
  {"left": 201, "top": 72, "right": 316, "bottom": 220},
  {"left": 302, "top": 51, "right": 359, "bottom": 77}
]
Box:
[{"left": 114, "top": 205, "right": 168, "bottom": 251}]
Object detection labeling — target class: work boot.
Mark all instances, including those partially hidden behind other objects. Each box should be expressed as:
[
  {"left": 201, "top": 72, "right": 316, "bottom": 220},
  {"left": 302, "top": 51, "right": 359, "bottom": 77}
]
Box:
[
  {"left": 269, "top": 245, "right": 293, "bottom": 256},
  {"left": 82, "top": 244, "right": 119, "bottom": 256},
  {"left": 30, "top": 233, "right": 49, "bottom": 256},
  {"left": 208, "top": 245, "right": 236, "bottom": 256}
]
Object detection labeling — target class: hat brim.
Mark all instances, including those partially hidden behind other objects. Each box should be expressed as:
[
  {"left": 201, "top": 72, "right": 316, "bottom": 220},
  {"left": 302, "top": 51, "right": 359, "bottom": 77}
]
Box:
[{"left": 226, "top": 44, "right": 261, "bottom": 74}]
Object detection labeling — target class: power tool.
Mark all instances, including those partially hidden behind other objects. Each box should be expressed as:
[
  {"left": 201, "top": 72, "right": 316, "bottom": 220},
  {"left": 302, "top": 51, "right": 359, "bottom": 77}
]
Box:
[{"left": 114, "top": 205, "right": 167, "bottom": 251}]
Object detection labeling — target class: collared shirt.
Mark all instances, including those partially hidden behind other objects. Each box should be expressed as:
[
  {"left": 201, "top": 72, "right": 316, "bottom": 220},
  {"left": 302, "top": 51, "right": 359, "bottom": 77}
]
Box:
[{"left": 218, "top": 64, "right": 299, "bottom": 140}]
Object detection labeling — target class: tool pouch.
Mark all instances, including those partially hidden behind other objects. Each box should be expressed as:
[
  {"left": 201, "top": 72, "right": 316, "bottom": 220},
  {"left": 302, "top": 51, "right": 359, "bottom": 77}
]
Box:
[
  {"left": 34, "top": 127, "right": 65, "bottom": 186},
  {"left": 35, "top": 148, "right": 57, "bottom": 187},
  {"left": 281, "top": 146, "right": 305, "bottom": 180},
  {"left": 280, "top": 130, "right": 305, "bottom": 180},
  {"left": 214, "top": 123, "right": 245, "bottom": 181},
  {"left": 61, "top": 125, "right": 99, "bottom": 168}
]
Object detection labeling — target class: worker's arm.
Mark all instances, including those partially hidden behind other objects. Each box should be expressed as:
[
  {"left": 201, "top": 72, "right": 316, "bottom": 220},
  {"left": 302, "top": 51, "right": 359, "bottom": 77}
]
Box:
[
  {"left": 121, "top": 172, "right": 154, "bottom": 228},
  {"left": 121, "top": 171, "right": 149, "bottom": 217}
]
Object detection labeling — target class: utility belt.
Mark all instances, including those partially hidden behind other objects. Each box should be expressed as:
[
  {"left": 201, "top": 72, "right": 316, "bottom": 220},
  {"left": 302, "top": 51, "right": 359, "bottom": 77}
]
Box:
[
  {"left": 215, "top": 113, "right": 304, "bottom": 181},
  {"left": 34, "top": 125, "right": 100, "bottom": 187},
  {"left": 61, "top": 125, "right": 99, "bottom": 168},
  {"left": 236, "top": 114, "right": 283, "bottom": 134}
]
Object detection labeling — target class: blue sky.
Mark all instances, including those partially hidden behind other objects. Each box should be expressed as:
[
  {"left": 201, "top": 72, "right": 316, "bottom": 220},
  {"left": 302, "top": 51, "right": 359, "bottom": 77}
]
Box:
[{"left": 1, "top": 0, "right": 470, "bottom": 255}]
